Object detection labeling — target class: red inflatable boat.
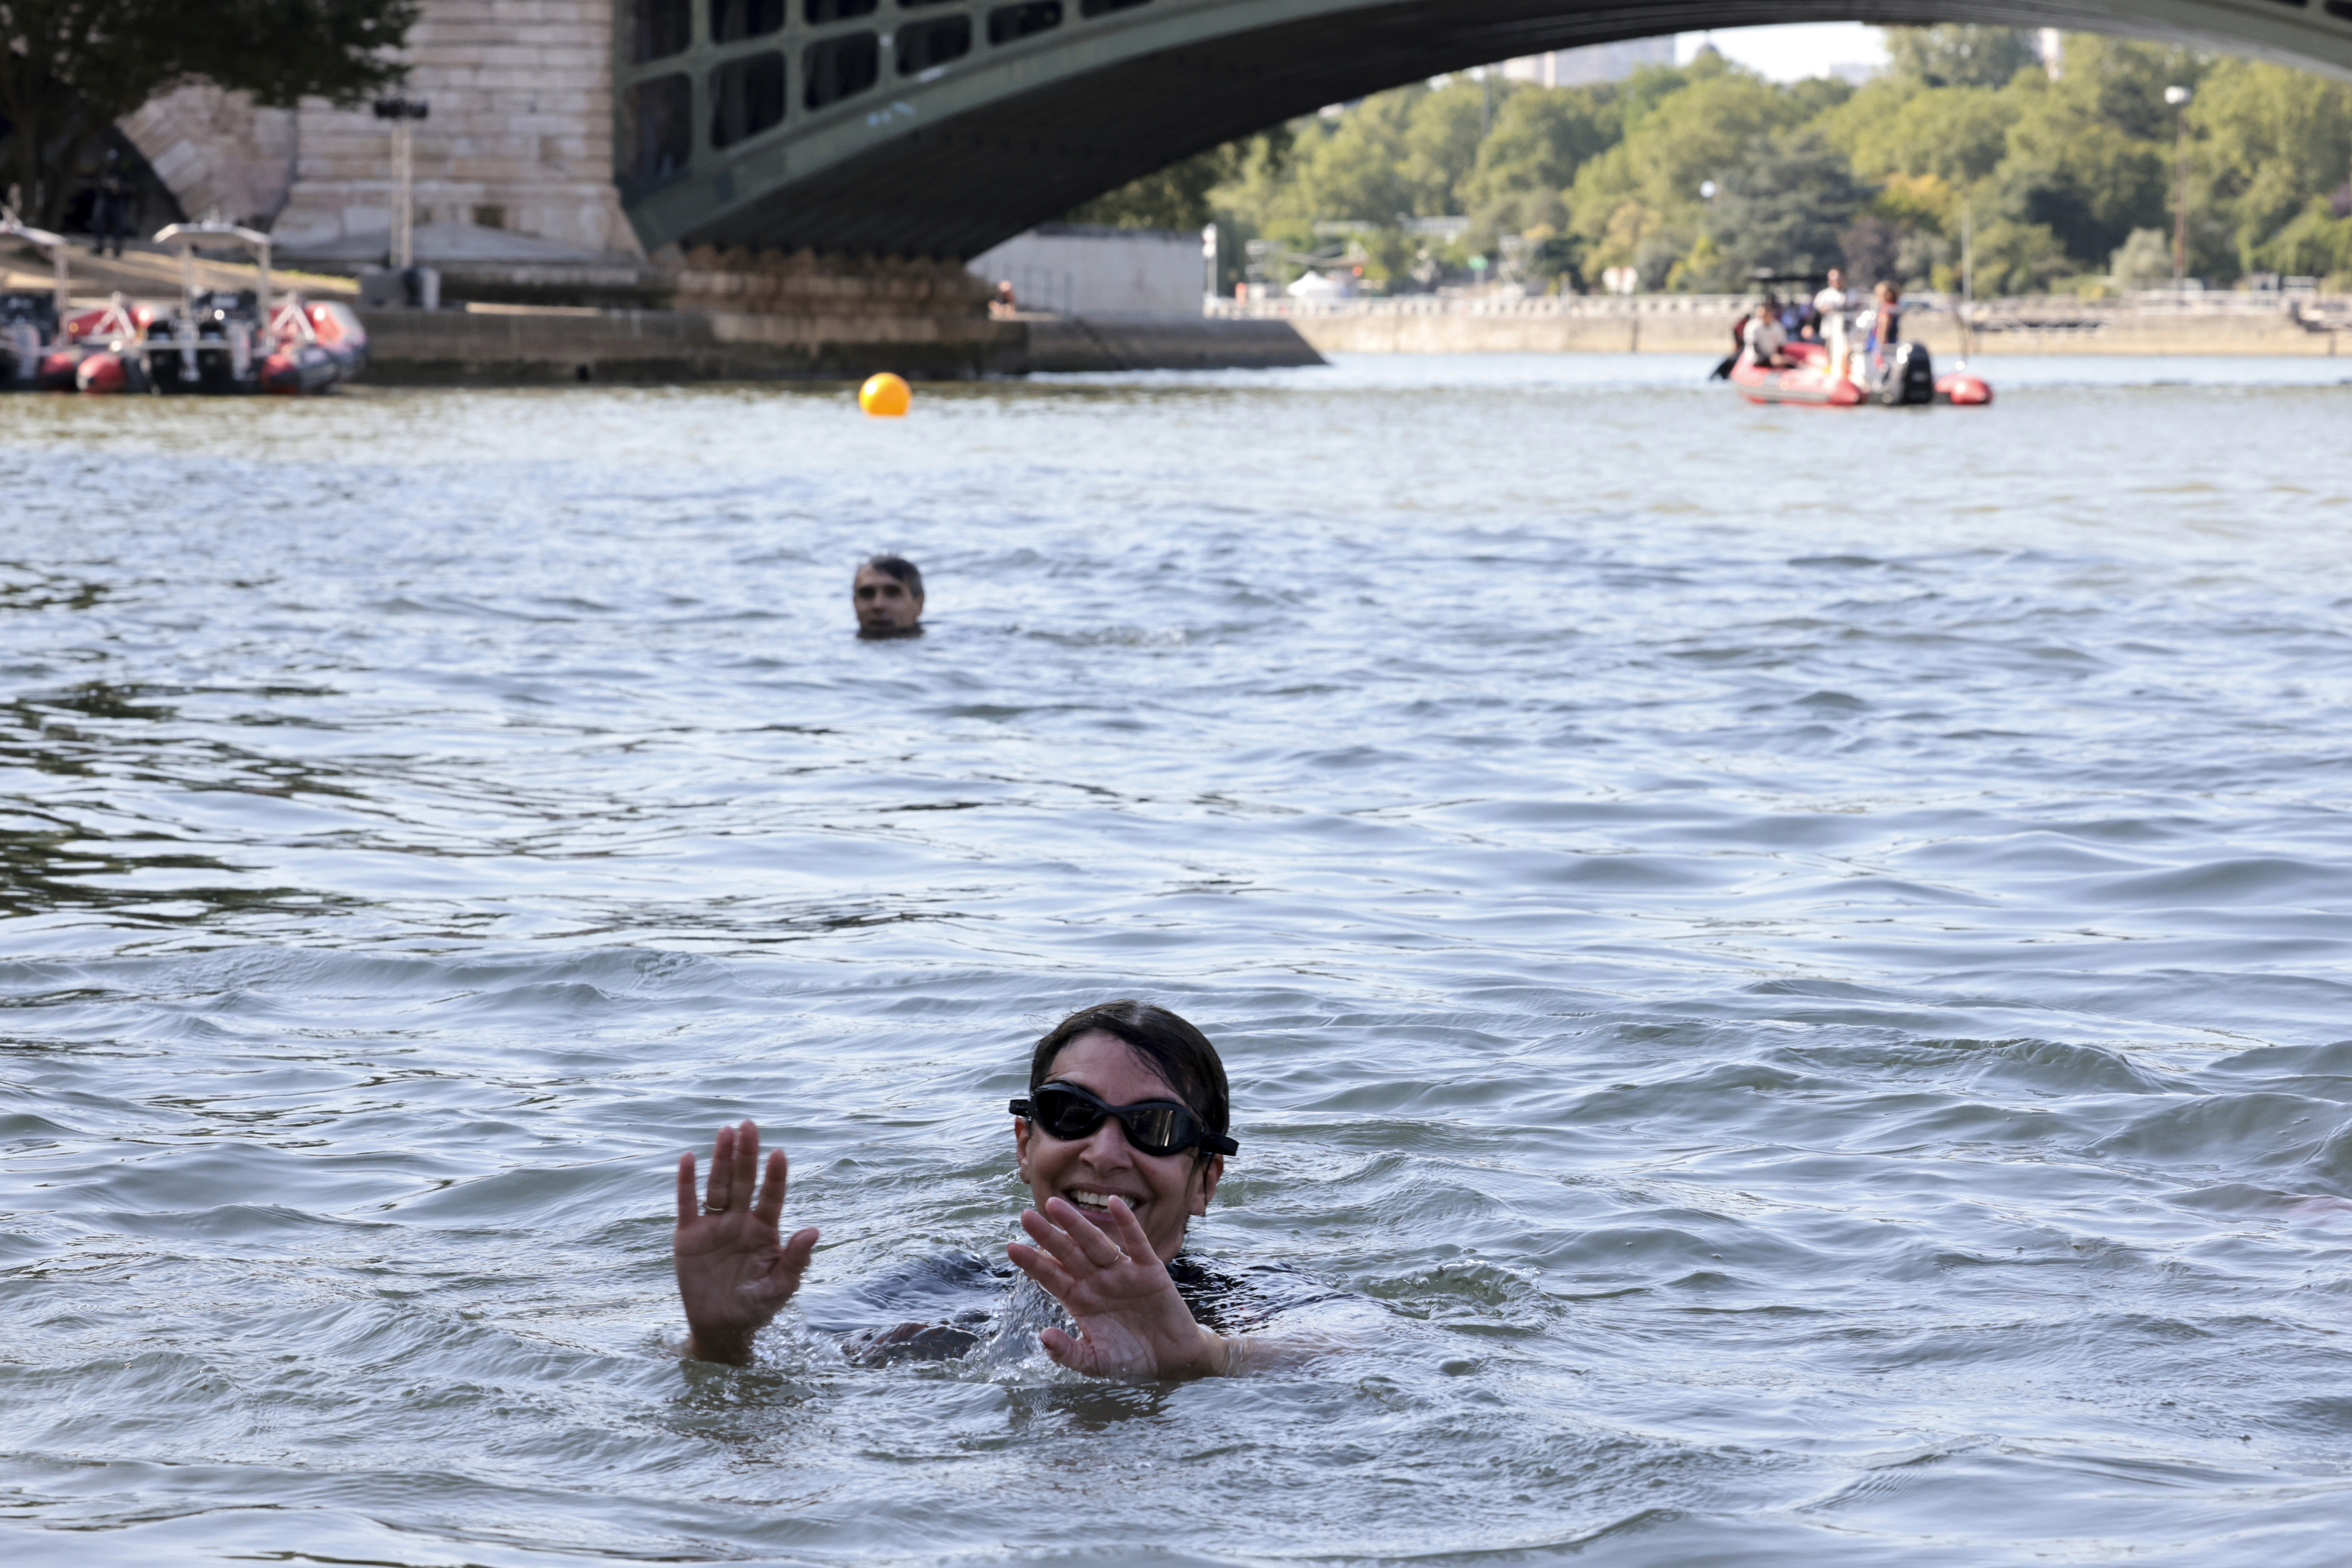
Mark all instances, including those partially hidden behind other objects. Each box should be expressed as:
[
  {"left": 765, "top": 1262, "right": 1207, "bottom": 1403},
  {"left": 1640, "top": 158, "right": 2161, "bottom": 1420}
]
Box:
[
  {"left": 1727, "top": 337, "right": 1991, "bottom": 408},
  {"left": 7, "top": 218, "right": 366, "bottom": 396}
]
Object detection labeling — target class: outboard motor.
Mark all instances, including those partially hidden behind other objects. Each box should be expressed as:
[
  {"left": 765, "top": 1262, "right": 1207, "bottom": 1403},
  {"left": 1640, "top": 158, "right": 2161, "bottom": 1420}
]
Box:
[
  {"left": 149, "top": 288, "right": 260, "bottom": 394},
  {"left": 0, "top": 292, "right": 57, "bottom": 387},
  {"left": 1875, "top": 341, "right": 1937, "bottom": 407}
]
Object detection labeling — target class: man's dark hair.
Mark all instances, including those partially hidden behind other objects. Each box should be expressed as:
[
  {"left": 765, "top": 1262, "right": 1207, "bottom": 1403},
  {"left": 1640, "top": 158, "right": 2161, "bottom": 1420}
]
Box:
[
  {"left": 1029, "top": 1000, "right": 1230, "bottom": 1153},
  {"left": 864, "top": 554, "right": 923, "bottom": 598}
]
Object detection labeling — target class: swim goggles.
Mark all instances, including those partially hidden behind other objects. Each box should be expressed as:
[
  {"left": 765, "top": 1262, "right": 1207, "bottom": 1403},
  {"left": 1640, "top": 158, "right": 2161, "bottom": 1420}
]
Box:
[{"left": 1010, "top": 1081, "right": 1238, "bottom": 1158}]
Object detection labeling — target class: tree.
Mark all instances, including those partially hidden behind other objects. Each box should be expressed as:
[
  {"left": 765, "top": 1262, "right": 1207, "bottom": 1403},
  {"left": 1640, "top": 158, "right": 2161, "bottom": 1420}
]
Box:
[
  {"left": 2109, "top": 227, "right": 2171, "bottom": 286},
  {"left": 1456, "top": 83, "right": 1619, "bottom": 212},
  {"left": 1883, "top": 25, "right": 2040, "bottom": 90},
  {"left": 1996, "top": 103, "right": 2167, "bottom": 267},
  {"left": 2190, "top": 57, "right": 2352, "bottom": 271},
  {"left": 2252, "top": 198, "right": 2352, "bottom": 281},
  {"left": 0, "top": 0, "right": 416, "bottom": 227},
  {"left": 1971, "top": 217, "right": 2069, "bottom": 294},
  {"left": 1697, "top": 128, "right": 1874, "bottom": 286},
  {"left": 1399, "top": 77, "right": 1489, "bottom": 215},
  {"left": 1828, "top": 81, "right": 2017, "bottom": 187}
]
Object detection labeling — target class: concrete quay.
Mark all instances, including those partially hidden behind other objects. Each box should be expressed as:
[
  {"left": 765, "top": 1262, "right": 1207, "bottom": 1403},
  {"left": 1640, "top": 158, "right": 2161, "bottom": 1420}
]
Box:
[
  {"left": 353, "top": 305, "right": 1322, "bottom": 384},
  {"left": 1233, "top": 296, "right": 2352, "bottom": 358}
]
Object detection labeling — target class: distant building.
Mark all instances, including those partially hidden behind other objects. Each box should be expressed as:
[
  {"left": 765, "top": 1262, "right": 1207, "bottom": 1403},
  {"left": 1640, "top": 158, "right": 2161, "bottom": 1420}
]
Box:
[{"left": 1500, "top": 36, "right": 1676, "bottom": 89}]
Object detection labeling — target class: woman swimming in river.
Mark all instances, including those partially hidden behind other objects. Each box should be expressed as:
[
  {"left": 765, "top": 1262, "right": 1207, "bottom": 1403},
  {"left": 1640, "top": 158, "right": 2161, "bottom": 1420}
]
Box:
[{"left": 672, "top": 999, "right": 1314, "bottom": 1378}]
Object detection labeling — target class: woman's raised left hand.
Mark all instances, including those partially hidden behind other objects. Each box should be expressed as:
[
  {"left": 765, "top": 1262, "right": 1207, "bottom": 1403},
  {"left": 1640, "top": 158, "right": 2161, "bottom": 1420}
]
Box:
[{"left": 1007, "top": 1196, "right": 1226, "bottom": 1379}]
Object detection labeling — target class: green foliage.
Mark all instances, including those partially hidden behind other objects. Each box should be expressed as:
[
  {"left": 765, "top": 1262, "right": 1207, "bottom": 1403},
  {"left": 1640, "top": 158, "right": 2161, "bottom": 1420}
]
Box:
[
  {"left": 1698, "top": 129, "right": 1875, "bottom": 287},
  {"left": 1825, "top": 80, "right": 2017, "bottom": 185},
  {"left": 1971, "top": 217, "right": 2070, "bottom": 295},
  {"left": 1457, "top": 84, "right": 1617, "bottom": 211},
  {"left": 1159, "top": 30, "right": 2352, "bottom": 296},
  {"left": 0, "top": 0, "right": 416, "bottom": 224},
  {"left": 2109, "top": 227, "right": 2173, "bottom": 286},
  {"left": 2253, "top": 198, "right": 2352, "bottom": 278},
  {"left": 1994, "top": 106, "right": 2168, "bottom": 266},
  {"left": 2191, "top": 55, "right": 2352, "bottom": 270},
  {"left": 1884, "top": 25, "right": 2041, "bottom": 89}
]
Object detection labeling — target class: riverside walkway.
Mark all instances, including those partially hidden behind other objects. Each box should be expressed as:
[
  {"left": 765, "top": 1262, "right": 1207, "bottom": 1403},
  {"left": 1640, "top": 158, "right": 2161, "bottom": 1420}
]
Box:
[{"left": 1210, "top": 290, "right": 2352, "bottom": 357}]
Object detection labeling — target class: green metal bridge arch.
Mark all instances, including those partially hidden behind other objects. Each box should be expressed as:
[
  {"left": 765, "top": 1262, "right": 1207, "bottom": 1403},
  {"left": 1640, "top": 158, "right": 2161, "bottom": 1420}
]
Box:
[{"left": 615, "top": 0, "right": 2352, "bottom": 259}]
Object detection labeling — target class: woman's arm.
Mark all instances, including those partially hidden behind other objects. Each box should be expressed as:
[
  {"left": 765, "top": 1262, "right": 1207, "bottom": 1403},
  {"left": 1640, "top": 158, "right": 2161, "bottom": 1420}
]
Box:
[{"left": 672, "top": 1119, "right": 819, "bottom": 1366}]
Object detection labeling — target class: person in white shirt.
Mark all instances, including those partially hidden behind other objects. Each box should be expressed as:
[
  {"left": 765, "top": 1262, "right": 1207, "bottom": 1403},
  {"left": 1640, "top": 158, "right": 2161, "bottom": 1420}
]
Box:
[
  {"left": 1742, "top": 299, "right": 1791, "bottom": 368},
  {"left": 1813, "top": 267, "right": 1852, "bottom": 381}
]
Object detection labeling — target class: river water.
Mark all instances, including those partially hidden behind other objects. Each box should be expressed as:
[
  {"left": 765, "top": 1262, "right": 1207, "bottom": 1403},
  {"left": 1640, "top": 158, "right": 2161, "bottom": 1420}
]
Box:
[{"left": 3, "top": 354, "right": 2351, "bottom": 1566}]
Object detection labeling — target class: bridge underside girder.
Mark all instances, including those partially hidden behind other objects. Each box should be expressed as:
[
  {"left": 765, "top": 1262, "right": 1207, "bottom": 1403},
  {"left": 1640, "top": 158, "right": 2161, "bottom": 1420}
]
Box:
[{"left": 646, "top": 2, "right": 2352, "bottom": 261}]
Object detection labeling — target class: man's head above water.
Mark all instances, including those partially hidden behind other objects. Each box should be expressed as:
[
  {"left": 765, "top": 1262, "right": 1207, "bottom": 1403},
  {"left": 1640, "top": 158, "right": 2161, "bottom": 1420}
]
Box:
[{"left": 853, "top": 555, "right": 924, "bottom": 637}]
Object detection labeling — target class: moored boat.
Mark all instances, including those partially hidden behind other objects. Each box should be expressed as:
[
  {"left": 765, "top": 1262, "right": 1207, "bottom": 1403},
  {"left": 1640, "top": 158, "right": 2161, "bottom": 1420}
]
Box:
[
  {"left": 126, "top": 222, "right": 367, "bottom": 397},
  {"left": 0, "top": 214, "right": 71, "bottom": 390},
  {"left": 8, "top": 217, "right": 368, "bottom": 396}
]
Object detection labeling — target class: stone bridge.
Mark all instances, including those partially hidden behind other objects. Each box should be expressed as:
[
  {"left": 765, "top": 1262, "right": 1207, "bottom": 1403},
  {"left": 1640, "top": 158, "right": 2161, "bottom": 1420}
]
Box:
[
  {"left": 114, "top": 2, "right": 2352, "bottom": 278},
  {"left": 623, "top": 0, "right": 2352, "bottom": 258}
]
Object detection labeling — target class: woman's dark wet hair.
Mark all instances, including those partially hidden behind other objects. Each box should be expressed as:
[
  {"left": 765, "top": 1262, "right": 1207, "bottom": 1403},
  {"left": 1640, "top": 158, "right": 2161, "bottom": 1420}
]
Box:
[
  {"left": 1030, "top": 1001, "right": 1230, "bottom": 1155},
  {"left": 864, "top": 554, "right": 923, "bottom": 598}
]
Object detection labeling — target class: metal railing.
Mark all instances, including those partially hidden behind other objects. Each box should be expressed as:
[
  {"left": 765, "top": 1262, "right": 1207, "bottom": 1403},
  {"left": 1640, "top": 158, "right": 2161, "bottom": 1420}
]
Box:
[{"left": 1204, "top": 289, "right": 2352, "bottom": 327}]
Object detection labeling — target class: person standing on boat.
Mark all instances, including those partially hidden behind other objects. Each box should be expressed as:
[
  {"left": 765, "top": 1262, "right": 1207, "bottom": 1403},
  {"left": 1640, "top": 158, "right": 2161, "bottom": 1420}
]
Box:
[
  {"left": 90, "top": 150, "right": 130, "bottom": 260},
  {"left": 1860, "top": 280, "right": 1902, "bottom": 381},
  {"left": 1814, "top": 267, "right": 1852, "bottom": 382}
]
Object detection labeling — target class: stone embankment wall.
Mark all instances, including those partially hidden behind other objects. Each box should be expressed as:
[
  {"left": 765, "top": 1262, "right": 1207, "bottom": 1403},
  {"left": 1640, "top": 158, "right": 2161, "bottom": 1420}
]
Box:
[
  {"left": 360, "top": 247, "right": 1015, "bottom": 381},
  {"left": 355, "top": 306, "right": 1325, "bottom": 382},
  {"left": 668, "top": 246, "right": 996, "bottom": 324}
]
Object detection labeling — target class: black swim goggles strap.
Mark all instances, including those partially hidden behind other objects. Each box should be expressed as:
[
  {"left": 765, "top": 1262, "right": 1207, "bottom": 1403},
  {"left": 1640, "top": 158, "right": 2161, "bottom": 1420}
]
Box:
[{"left": 1009, "top": 1081, "right": 1238, "bottom": 1158}]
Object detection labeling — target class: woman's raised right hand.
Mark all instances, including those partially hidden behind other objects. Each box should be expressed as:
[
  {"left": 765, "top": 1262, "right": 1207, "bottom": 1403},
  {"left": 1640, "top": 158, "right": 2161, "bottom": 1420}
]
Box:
[{"left": 672, "top": 1119, "right": 818, "bottom": 1366}]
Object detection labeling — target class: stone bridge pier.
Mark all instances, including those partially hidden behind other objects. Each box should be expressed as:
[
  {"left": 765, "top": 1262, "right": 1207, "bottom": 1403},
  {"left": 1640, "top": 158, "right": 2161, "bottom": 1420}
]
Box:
[{"left": 125, "top": 1, "right": 646, "bottom": 302}]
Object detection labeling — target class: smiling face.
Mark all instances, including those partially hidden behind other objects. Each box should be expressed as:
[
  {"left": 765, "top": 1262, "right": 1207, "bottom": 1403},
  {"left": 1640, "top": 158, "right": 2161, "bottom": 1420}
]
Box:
[
  {"left": 1014, "top": 1030, "right": 1223, "bottom": 1263},
  {"left": 853, "top": 564, "right": 923, "bottom": 635}
]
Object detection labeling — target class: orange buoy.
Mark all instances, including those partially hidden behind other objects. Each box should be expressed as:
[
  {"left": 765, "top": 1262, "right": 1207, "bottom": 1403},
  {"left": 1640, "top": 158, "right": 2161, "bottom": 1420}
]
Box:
[{"left": 858, "top": 372, "right": 911, "bottom": 417}]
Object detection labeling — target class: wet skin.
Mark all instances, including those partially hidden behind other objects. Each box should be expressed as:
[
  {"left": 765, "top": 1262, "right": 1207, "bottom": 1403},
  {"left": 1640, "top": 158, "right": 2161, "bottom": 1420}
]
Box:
[
  {"left": 671, "top": 1030, "right": 1232, "bottom": 1376},
  {"left": 852, "top": 566, "right": 923, "bottom": 637}
]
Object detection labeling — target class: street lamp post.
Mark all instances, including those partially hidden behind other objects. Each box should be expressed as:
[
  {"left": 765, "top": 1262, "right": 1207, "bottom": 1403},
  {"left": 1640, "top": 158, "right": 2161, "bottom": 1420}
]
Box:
[
  {"left": 2164, "top": 85, "right": 2193, "bottom": 288},
  {"left": 373, "top": 97, "right": 430, "bottom": 273}
]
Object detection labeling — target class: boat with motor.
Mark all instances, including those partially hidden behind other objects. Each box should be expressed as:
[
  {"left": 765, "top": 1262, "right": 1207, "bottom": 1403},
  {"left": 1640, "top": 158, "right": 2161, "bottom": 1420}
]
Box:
[
  {"left": 1714, "top": 269, "right": 1992, "bottom": 408},
  {"left": 1727, "top": 332, "right": 1991, "bottom": 408},
  {"left": 64, "top": 220, "right": 368, "bottom": 396},
  {"left": 0, "top": 213, "right": 72, "bottom": 390}
]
